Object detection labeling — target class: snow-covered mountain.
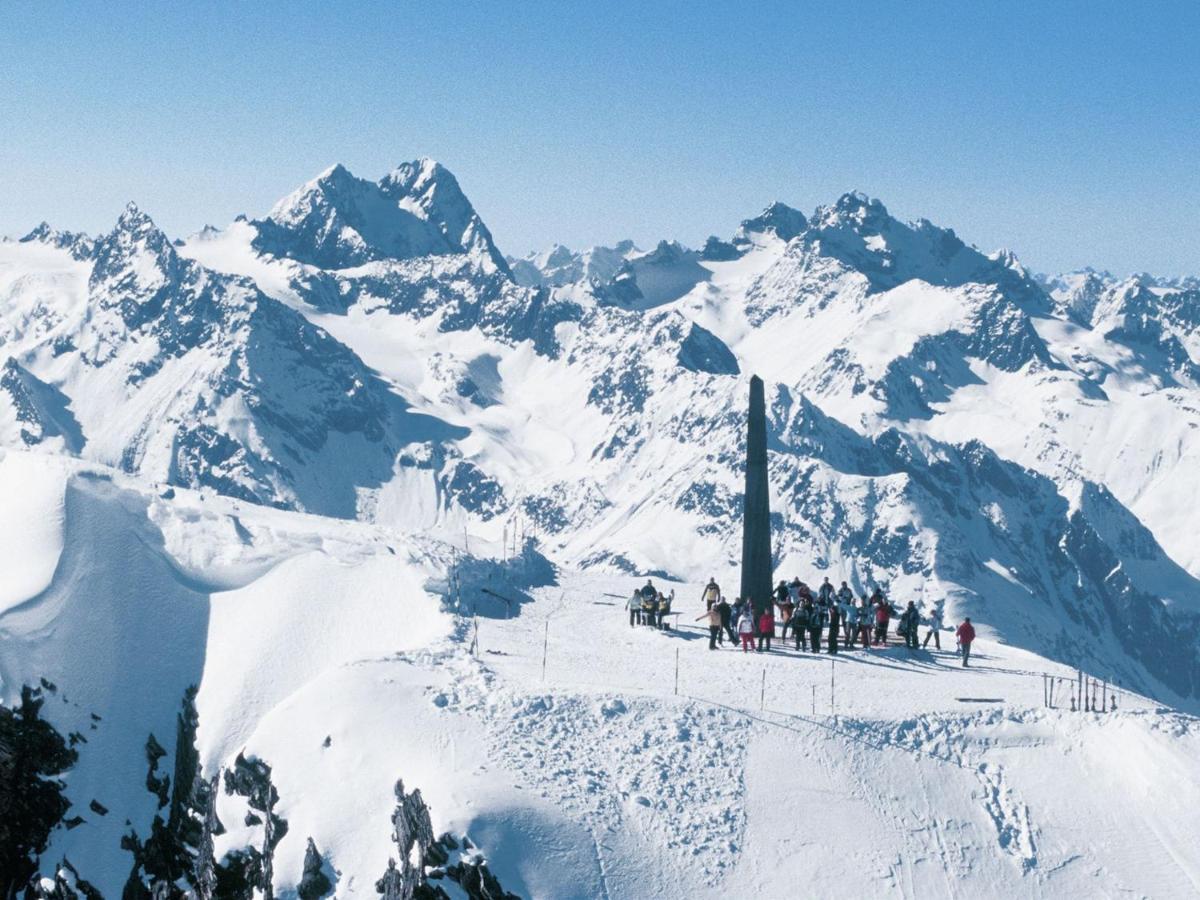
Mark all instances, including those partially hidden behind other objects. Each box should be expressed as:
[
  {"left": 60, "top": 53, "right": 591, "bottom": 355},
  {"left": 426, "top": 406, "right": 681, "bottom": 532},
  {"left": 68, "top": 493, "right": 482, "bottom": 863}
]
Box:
[
  {"left": 507, "top": 240, "right": 639, "bottom": 288},
  {"left": 4, "top": 159, "right": 1200, "bottom": 897}
]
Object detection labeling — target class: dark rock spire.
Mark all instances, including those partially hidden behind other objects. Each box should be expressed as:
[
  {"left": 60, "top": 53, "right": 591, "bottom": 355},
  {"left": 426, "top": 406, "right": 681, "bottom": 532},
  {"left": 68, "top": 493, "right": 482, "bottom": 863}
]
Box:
[{"left": 740, "top": 375, "right": 772, "bottom": 614}]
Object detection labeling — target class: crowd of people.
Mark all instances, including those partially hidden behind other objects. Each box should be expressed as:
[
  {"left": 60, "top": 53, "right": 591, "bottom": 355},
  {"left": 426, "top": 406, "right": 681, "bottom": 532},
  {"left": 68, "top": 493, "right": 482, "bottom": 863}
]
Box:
[
  {"left": 627, "top": 583, "right": 676, "bottom": 629},
  {"left": 629, "top": 576, "right": 977, "bottom": 666}
]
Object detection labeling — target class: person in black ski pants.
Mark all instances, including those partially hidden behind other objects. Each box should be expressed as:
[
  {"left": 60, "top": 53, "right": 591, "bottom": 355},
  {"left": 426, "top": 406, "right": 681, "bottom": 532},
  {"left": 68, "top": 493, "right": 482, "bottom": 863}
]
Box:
[
  {"left": 792, "top": 602, "right": 809, "bottom": 651},
  {"left": 805, "top": 600, "right": 822, "bottom": 653},
  {"left": 827, "top": 602, "right": 840, "bottom": 655},
  {"left": 717, "top": 597, "right": 735, "bottom": 645}
]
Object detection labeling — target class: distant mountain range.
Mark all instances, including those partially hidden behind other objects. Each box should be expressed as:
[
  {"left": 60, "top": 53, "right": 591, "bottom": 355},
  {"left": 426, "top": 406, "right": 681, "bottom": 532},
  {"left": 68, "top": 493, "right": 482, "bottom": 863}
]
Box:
[{"left": 3, "top": 160, "right": 1199, "bottom": 703}]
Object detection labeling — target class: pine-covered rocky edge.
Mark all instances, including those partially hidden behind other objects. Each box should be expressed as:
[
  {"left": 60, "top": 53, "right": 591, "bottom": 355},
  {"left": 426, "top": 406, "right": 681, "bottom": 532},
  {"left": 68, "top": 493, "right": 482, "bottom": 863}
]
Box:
[{"left": 0, "top": 683, "right": 519, "bottom": 900}]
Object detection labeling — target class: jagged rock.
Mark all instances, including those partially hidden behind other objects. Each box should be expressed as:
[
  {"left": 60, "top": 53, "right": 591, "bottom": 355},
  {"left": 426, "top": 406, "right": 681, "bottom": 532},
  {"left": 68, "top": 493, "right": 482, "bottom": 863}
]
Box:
[
  {"left": 26, "top": 857, "right": 103, "bottom": 900},
  {"left": 122, "top": 687, "right": 223, "bottom": 899},
  {"left": 740, "top": 375, "right": 772, "bottom": 614},
  {"left": 222, "top": 753, "right": 288, "bottom": 899},
  {"left": 297, "top": 838, "right": 333, "bottom": 899},
  {"left": 0, "top": 686, "right": 78, "bottom": 899}
]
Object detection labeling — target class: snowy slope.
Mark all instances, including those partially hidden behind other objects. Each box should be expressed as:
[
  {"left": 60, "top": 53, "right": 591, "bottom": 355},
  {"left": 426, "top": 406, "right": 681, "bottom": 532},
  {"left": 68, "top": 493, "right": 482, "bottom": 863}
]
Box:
[{"left": 3, "top": 447, "right": 1198, "bottom": 898}]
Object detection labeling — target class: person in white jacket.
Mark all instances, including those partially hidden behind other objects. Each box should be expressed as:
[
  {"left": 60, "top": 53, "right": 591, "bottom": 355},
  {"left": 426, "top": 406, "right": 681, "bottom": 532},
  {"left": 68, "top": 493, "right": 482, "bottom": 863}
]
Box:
[
  {"left": 737, "top": 612, "right": 755, "bottom": 653},
  {"left": 922, "top": 603, "right": 945, "bottom": 649}
]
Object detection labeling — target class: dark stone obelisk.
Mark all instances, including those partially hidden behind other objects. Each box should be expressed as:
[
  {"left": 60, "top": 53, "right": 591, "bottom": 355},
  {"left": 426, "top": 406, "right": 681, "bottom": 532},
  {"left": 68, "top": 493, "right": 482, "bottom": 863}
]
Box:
[{"left": 740, "top": 375, "right": 773, "bottom": 615}]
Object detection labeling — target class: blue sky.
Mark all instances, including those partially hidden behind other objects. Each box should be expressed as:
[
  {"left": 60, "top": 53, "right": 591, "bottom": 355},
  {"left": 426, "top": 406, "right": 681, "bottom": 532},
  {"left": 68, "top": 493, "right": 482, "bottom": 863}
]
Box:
[{"left": 1, "top": 1, "right": 1196, "bottom": 275}]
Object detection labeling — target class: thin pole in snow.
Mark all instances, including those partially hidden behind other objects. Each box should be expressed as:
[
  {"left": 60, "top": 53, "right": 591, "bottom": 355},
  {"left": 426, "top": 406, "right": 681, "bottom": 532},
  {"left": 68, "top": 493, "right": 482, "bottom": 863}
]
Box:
[
  {"left": 471, "top": 614, "right": 479, "bottom": 657},
  {"left": 831, "top": 660, "right": 836, "bottom": 718},
  {"left": 541, "top": 620, "right": 549, "bottom": 683},
  {"left": 674, "top": 647, "right": 680, "bottom": 697},
  {"left": 1102, "top": 677, "right": 1107, "bottom": 712},
  {"left": 812, "top": 684, "right": 816, "bottom": 716},
  {"left": 760, "top": 668, "right": 766, "bottom": 712}
]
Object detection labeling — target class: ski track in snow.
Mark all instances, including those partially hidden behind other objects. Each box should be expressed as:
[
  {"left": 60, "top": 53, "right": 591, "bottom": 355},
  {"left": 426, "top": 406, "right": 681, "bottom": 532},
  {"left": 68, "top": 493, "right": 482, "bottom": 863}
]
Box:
[{"left": 411, "top": 625, "right": 752, "bottom": 890}]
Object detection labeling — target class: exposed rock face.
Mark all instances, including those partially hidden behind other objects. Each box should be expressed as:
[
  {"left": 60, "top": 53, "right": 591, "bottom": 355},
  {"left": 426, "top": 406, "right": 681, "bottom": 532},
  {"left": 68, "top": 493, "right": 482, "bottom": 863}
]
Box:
[
  {"left": 120, "top": 686, "right": 217, "bottom": 899},
  {"left": 220, "top": 753, "right": 289, "bottom": 899},
  {"left": 375, "top": 780, "right": 520, "bottom": 900},
  {"left": 0, "top": 686, "right": 79, "bottom": 899},
  {"left": 297, "top": 838, "right": 333, "bottom": 900}
]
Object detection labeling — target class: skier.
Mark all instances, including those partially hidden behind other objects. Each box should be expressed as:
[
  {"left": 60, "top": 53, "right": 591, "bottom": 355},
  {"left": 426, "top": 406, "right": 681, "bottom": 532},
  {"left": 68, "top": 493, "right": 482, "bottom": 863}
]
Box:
[
  {"left": 641, "top": 590, "right": 658, "bottom": 628},
  {"left": 731, "top": 597, "right": 748, "bottom": 632},
  {"left": 858, "top": 597, "right": 873, "bottom": 648},
  {"left": 827, "top": 601, "right": 841, "bottom": 655},
  {"left": 702, "top": 578, "right": 721, "bottom": 610},
  {"left": 697, "top": 603, "right": 723, "bottom": 650},
  {"left": 658, "top": 591, "right": 674, "bottom": 630},
  {"left": 806, "top": 599, "right": 823, "bottom": 653},
  {"left": 757, "top": 605, "right": 775, "bottom": 652},
  {"left": 956, "top": 617, "right": 976, "bottom": 667},
  {"left": 844, "top": 601, "right": 859, "bottom": 649},
  {"left": 899, "top": 601, "right": 920, "bottom": 650},
  {"left": 922, "top": 603, "right": 944, "bottom": 649},
  {"left": 775, "top": 581, "right": 794, "bottom": 640},
  {"left": 837, "top": 581, "right": 854, "bottom": 607},
  {"left": 792, "top": 601, "right": 810, "bottom": 651},
  {"left": 737, "top": 609, "right": 755, "bottom": 652},
  {"left": 788, "top": 576, "right": 803, "bottom": 604},
  {"left": 873, "top": 595, "right": 890, "bottom": 645},
  {"left": 627, "top": 591, "right": 642, "bottom": 627},
  {"left": 716, "top": 595, "right": 735, "bottom": 645},
  {"left": 840, "top": 592, "right": 855, "bottom": 644},
  {"left": 818, "top": 577, "right": 835, "bottom": 605}
]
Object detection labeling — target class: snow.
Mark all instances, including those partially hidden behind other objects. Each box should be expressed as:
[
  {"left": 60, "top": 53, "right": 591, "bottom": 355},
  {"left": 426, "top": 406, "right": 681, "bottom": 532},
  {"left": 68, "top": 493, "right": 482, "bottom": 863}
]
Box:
[
  {"left": 5, "top": 164, "right": 1200, "bottom": 896},
  {"left": 1, "top": 448, "right": 1199, "bottom": 897}
]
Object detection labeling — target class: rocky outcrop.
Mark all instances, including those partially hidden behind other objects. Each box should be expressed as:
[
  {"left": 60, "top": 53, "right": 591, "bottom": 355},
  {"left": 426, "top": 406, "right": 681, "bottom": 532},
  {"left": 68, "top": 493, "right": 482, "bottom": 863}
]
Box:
[{"left": 0, "top": 686, "right": 80, "bottom": 899}]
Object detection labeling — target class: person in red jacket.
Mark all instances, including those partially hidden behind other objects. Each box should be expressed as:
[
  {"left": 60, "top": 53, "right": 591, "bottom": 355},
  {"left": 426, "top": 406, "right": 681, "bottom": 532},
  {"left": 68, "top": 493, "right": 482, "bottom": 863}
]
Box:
[
  {"left": 757, "top": 606, "right": 775, "bottom": 652},
  {"left": 956, "top": 618, "right": 976, "bottom": 667}
]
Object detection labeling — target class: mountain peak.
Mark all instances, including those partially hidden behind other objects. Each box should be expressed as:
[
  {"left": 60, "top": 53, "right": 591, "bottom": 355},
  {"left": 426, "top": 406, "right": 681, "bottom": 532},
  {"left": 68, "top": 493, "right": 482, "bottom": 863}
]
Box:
[
  {"left": 21, "top": 221, "right": 54, "bottom": 241},
  {"left": 89, "top": 203, "right": 182, "bottom": 312},
  {"left": 115, "top": 201, "right": 157, "bottom": 233},
  {"left": 19, "top": 221, "right": 96, "bottom": 260},
  {"left": 735, "top": 201, "right": 808, "bottom": 249},
  {"left": 255, "top": 159, "right": 509, "bottom": 274},
  {"left": 815, "top": 192, "right": 891, "bottom": 230}
]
